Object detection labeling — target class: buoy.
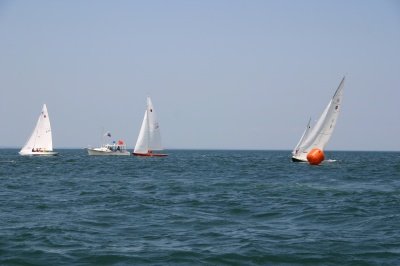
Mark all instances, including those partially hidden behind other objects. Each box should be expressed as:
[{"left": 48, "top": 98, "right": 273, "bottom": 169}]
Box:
[{"left": 307, "top": 148, "right": 325, "bottom": 165}]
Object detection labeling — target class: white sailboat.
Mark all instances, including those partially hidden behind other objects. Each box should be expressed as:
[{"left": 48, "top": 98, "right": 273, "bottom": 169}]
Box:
[
  {"left": 292, "top": 77, "right": 345, "bottom": 162},
  {"left": 133, "top": 97, "right": 167, "bottom": 157},
  {"left": 19, "top": 104, "right": 58, "bottom": 156}
]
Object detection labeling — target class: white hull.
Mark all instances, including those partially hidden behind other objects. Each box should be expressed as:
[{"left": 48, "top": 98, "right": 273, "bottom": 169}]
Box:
[
  {"left": 291, "top": 155, "right": 308, "bottom": 162},
  {"left": 19, "top": 151, "right": 58, "bottom": 156},
  {"left": 87, "top": 148, "right": 130, "bottom": 156},
  {"left": 291, "top": 151, "right": 308, "bottom": 162}
]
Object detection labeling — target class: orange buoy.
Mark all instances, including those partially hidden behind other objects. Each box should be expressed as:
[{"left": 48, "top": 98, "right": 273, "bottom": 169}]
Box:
[{"left": 307, "top": 148, "right": 325, "bottom": 165}]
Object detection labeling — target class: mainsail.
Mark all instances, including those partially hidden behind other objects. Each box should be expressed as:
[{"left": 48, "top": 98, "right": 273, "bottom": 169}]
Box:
[{"left": 292, "top": 77, "right": 345, "bottom": 161}]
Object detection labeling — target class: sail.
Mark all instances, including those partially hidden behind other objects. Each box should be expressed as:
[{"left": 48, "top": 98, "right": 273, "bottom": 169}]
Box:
[
  {"left": 134, "top": 110, "right": 149, "bottom": 153},
  {"left": 292, "top": 118, "right": 311, "bottom": 156},
  {"left": 293, "top": 77, "right": 345, "bottom": 160},
  {"left": 20, "top": 104, "right": 53, "bottom": 153},
  {"left": 134, "top": 97, "right": 163, "bottom": 153},
  {"left": 146, "top": 97, "right": 163, "bottom": 151}
]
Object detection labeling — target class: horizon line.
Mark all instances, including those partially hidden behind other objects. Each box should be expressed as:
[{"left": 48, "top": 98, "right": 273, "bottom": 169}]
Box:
[{"left": 1, "top": 147, "right": 399, "bottom": 153}]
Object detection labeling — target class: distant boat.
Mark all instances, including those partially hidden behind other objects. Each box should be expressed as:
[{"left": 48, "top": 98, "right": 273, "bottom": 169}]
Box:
[
  {"left": 133, "top": 97, "right": 167, "bottom": 157},
  {"left": 19, "top": 104, "right": 58, "bottom": 156},
  {"left": 87, "top": 132, "right": 130, "bottom": 156},
  {"left": 292, "top": 77, "right": 345, "bottom": 163}
]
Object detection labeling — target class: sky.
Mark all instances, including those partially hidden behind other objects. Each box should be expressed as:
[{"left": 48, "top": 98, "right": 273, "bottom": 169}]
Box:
[{"left": 1, "top": 0, "right": 399, "bottom": 151}]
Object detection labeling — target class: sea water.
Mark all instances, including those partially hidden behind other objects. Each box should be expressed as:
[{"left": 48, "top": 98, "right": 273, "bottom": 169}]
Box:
[{"left": 0, "top": 149, "right": 399, "bottom": 265}]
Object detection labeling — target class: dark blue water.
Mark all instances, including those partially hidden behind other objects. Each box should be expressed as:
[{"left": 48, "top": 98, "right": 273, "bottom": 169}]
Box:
[{"left": 0, "top": 149, "right": 399, "bottom": 265}]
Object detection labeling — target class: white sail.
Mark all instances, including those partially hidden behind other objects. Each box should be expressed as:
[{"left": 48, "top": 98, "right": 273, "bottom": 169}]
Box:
[
  {"left": 134, "top": 97, "right": 163, "bottom": 154},
  {"left": 19, "top": 104, "right": 56, "bottom": 156},
  {"left": 292, "top": 118, "right": 311, "bottom": 155},
  {"left": 292, "top": 77, "right": 345, "bottom": 161},
  {"left": 146, "top": 97, "right": 163, "bottom": 151},
  {"left": 134, "top": 110, "right": 150, "bottom": 154}
]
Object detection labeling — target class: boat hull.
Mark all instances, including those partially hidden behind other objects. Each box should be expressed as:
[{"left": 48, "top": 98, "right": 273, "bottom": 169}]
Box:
[
  {"left": 133, "top": 152, "right": 168, "bottom": 157},
  {"left": 19, "top": 151, "right": 58, "bottom": 156},
  {"left": 87, "top": 148, "right": 130, "bottom": 156},
  {"left": 292, "top": 156, "right": 307, "bottom": 162}
]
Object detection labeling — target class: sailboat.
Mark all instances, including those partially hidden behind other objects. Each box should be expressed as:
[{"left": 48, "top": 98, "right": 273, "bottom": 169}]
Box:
[
  {"left": 19, "top": 104, "right": 58, "bottom": 156},
  {"left": 133, "top": 97, "right": 167, "bottom": 157},
  {"left": 292, "top": 77, "right": 345, "bottom": 163}
]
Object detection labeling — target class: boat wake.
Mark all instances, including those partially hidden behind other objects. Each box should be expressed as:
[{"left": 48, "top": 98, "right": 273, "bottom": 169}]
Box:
[
  {"left": 325, "top": 159, "right": 337, "bottom": 163},
  {"left": 0, "top": 160, "right": 16, "bottom": 164}
]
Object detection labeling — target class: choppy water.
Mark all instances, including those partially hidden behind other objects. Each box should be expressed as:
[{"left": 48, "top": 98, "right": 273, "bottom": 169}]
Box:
[{"left": 0, "top": 149, "right": 399, "bottom": 265}]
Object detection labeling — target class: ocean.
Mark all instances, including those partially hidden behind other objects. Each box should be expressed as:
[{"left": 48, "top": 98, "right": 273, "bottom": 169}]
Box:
[{"left": 0, "top": 149, "right": 399, "bottom": 265}]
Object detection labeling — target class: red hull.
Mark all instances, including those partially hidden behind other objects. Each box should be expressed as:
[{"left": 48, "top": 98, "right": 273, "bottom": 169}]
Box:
[{"left": 133, "top": 152, "right": 168, "bottom": 157}]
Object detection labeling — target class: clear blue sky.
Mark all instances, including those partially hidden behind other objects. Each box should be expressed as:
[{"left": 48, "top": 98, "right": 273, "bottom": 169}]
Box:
[{"left": 1, "top": 0, "right": 399, "bottom": 150}]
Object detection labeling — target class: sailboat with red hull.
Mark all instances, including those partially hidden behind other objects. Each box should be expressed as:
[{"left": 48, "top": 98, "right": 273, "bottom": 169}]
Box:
[{"left": 133, "top": 97, "right": 167, "bottom": 157}]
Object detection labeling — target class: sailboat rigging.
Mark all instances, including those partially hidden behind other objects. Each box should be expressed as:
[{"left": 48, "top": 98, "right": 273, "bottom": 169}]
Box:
[{"left": 292, "top": 77, "right": 345, "bottom": 164}]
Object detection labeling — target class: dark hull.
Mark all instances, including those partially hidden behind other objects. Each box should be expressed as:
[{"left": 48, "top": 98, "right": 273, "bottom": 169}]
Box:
[{"left": 133, "top": 152, "right": 168, "bottom": 157}]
